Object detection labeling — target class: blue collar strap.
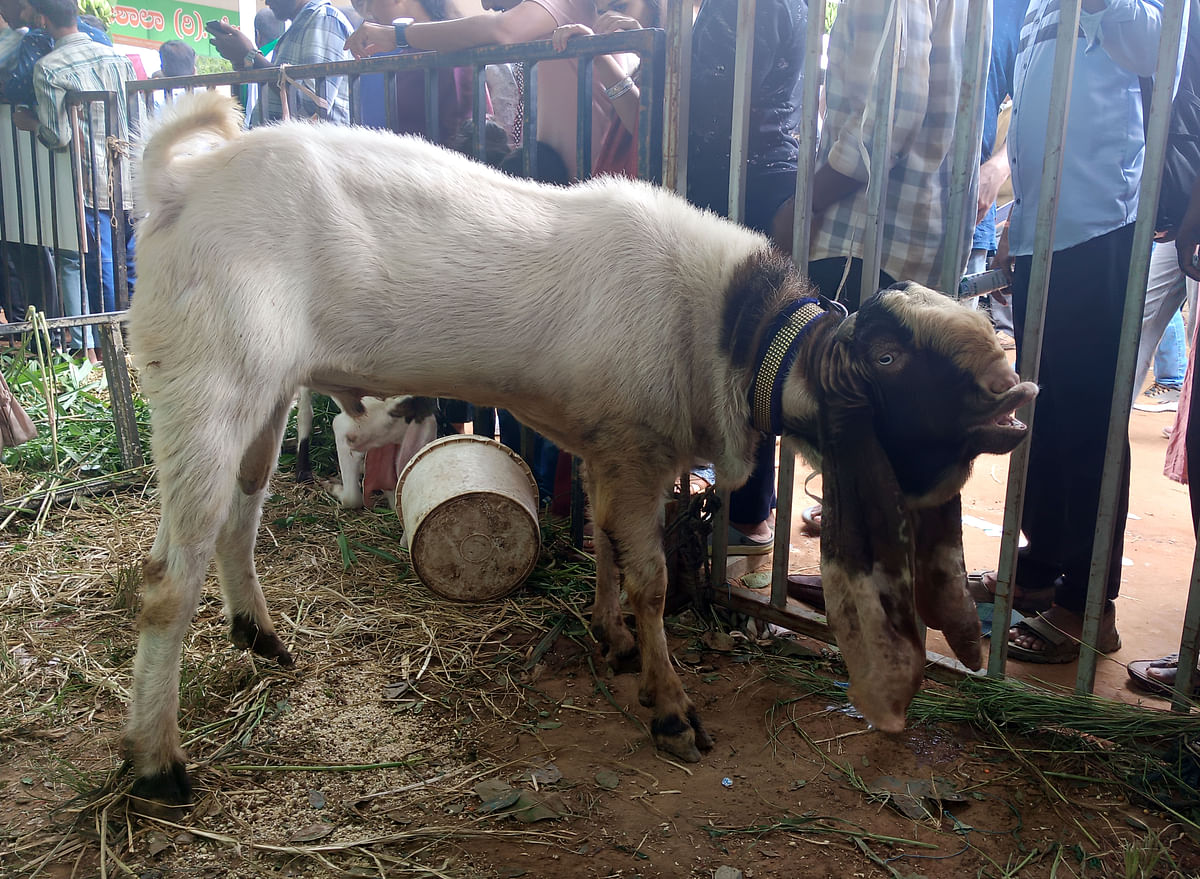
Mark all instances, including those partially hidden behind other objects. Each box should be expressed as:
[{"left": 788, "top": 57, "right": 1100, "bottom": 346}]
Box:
[{"left": 750, "top": 298, "right": 828, "bottom": 435}]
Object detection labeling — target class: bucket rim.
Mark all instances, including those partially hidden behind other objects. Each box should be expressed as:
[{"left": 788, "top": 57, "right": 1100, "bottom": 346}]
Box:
[{"left": 395, "top": 433, "right": 540, "bottom": 520}]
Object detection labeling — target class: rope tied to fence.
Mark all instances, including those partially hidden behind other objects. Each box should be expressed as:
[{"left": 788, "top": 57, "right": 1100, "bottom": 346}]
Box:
[
  {"left": 105, "top": 135, "right": 133, "bottom": 222},
  {"left": 276, "top": 64, "right": 331, "bottom": 122}
]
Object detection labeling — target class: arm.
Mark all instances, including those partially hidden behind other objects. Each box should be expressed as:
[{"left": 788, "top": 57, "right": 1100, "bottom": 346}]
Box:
[
  {"left": 1176, "top": 177, "right": 1200, "bottom": 281},
  {"left": 816, "top": 4, "right": 935, "bottom": 206},
  {"left": 347, "top": 1, "right": 558, "bottom": 58},
  {"left": 1079, "top": 0, "right": 1165, "bottom": 78},
  {"left": 208, "top": 20, "right": 270, "bottom": 69},
  {"left": 976, "top": 146, "right": 1010, "bottom": 224},
  {"left": 31, "top": 62, "right": 71, "bottom": 150},
  {"left": 552, "top": 12, "right": 643, "bottom": 134}
]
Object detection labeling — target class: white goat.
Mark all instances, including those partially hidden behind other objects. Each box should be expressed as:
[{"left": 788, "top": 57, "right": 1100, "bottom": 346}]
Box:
[
  {"left": 124, "top": 92, "right": 1035, "bottom": 807},
  {"left": 325, "top": 394, "right": 438, "bottom": 509}
]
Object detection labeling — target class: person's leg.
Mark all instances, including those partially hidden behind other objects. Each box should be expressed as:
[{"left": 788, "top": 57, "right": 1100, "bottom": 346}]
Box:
[
  {"left": 84, "top": 209, "right": 117, "bottom": 314},
  {"left": 1153, "top": 308, "right": 1187, "bottom": 388},
  {"left": 55, "top": 249, "right": 86, "bottom": 352},
  {"left": 1009, "top": 226, "right": 1134, "bottom": 656},
  {"left": 1133, "top": 241, "right": 1188, "bottom": 406},
  {"left": 728, "top": 434, "right": 775, "bottom": 543}
]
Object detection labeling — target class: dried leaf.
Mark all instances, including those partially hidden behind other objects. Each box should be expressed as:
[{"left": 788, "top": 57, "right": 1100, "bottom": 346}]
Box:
[
  {"left": 478, "top": 789, "right": 522, "bottom": 814},
  {"left": 594, "top": 769, "right": 620, "bottom": 790},
  {"left": 289, "top": 822, "right": 334, "bottom": 843},
  {"left": 514, "top": 763, "right": 562, "bottom": 786},
  {"left": 511, "top": 790, "right": 566, "bottom": 823}
]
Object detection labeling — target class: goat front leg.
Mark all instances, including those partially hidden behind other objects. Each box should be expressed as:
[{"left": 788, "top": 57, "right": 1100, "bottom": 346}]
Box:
[
  {"left": 582, "top": 462, "right": 638, "bottom": 673},
  {"left": 217, "top": 400, "right": 294, "bottom": 664},
  {"left": 592, "top": 470, "right": 713, "bottom": 762},
  {"left": 321, "top": 411, "right": 366, "bottom": 509},
  {"left": 912, "top": 494, "right": 982, "bottom": 670}
]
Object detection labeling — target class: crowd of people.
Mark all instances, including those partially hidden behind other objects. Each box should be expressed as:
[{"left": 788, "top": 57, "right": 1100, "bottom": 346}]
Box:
[{"left": 0, "top": 0, "right": 1196, "bottom": 688}]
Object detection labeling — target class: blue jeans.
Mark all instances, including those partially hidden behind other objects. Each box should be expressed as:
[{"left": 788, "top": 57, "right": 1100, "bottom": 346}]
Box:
[
  {"left": 84, "top": 209, "right": 136, "bottom": 316},
  {"left": 54, "top": 249, "right": 87, "bottom": 350},
  {"left": 1153, "top": 308, "right": 1187, "bottom": 389}
]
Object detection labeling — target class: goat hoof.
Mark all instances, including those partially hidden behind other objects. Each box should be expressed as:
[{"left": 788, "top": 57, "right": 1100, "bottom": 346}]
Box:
[
  {"left": 230, "top": 615, "right": 295, "bottom": 667},
  {"left": 129, "top": 762, "right": 192, "bottom": 813},
  {"left": 651, "top": 711, "right": 708, "bottom": 763},
  {"left": 606, "top": 643, "right": 641, "bottom": 676},
  {"left": 297, "top": 469, "right": 315, "bottom": 484}
]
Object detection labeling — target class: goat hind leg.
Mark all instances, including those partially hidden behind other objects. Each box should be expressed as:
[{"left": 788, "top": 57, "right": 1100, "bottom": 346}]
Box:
[
  {"left": 218, "top": 400, "right": 294, "bottom": 664},
  {"left": 126, "top": 409, "right": 247, "bottom": 807}
]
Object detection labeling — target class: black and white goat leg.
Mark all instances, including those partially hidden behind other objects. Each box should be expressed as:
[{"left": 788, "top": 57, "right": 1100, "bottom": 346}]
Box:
[
  {"left": 295, "top": 387, "right": 314, "bottom": 484},
  {"left": 584, "top": 465, "right": 639, "bottom": 674},
  {"left": 818, "top": 405, "right": 923, "bottom": 734},
  {"left": 911, "top": 495, "right": 982, "bottom": 671},
  {"left": 217, "top": 398, "right": 295, "bottom": 664},
  {"left": 590, "top": 463, "right": 713, "bottom": 761}
]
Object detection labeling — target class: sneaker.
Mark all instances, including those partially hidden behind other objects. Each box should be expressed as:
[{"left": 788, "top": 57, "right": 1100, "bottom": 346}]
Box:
[{"left": 1133, "top": 383, "right": 1181, "bottom": 412}]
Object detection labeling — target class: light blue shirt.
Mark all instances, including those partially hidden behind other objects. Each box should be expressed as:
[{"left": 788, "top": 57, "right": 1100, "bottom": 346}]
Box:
[{"left": 1008, "top": 0, "right": 1181, "bottom": 256}]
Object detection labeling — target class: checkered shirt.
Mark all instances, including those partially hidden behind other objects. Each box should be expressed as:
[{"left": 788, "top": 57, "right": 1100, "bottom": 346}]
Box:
[
  {"left": 249, "top": 0, "right": 353, "bottom": 126},
  {"left": 810, "top": 0, "right": 980, "bottom": 288},
  {"left": 33, "top": 31, "right": 138, "bottom": 211}
]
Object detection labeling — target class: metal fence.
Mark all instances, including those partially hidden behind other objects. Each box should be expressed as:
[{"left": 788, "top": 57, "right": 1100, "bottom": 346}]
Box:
[{"left": 1, "top": 2, "right": 1195, "bottom": 706}]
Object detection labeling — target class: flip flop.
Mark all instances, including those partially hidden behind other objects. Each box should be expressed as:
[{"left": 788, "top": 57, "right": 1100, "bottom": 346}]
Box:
[
  {"left": 786, "top": 573, "right": 825, "bottom": 610},
  {"left": 1007, "top": 610, "right": 1121, "bottom": 665},
  {"left": 800, "top": 504, "right": 822, "bottom": 536},
  {"left": 710, "top": 524, "right": 774, "bottom": 556},
  {"left": 966, "top": 569, "right": 1054, "bottom": 614},
  {"left": 1126, "top": 654, "right": 1200, "bottom": 697}
]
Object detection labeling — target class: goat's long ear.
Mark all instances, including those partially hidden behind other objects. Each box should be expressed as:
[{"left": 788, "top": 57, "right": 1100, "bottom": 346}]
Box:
[
  {"left": 912, "top": 496, "right": 983, "bottom": 671},
  {"left": 819, "top": 400, "right": 924, "bottom": 733}
]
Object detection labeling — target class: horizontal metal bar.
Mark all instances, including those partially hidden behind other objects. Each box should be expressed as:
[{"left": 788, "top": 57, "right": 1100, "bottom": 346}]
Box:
[
  {"left": 0, "top": 311, "right": 127, "bottom": 334},
  {"left": 119, "top": 30, "right": 664, "bottom": 97}
]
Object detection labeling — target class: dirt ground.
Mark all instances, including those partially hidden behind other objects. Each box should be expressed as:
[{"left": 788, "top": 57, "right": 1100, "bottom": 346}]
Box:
[{"left": 2, "top": 398, "right": 1200, "bottom": 878}]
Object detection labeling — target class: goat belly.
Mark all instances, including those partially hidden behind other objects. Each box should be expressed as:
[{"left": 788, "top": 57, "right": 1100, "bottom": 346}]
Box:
[{"left": 822, "top": 561, "right": 924, "bottom": 733}]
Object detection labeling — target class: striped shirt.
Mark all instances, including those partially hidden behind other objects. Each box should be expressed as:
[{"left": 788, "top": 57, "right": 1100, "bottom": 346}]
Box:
[
  {"left": 248, "top": 0, "right": 353, "bottom": 126},
  {"left": 33, "top": 31, "right": 137, "bottom": 211},
  {"left": 810, "top": 0, "right": 980, "bottom": 288}
]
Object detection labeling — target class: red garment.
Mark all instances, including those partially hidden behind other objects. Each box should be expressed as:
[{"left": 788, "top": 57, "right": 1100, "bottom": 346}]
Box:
[{"left": 593, "top": 117, "right": 637, "bottom": 179}]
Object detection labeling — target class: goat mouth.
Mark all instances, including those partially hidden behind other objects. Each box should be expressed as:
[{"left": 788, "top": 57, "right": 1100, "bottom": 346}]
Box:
[{"left": 990, "top": 412, "right": 1026, "bottom": 431}]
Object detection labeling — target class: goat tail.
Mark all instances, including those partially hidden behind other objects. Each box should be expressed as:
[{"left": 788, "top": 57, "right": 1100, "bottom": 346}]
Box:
[{"left": 137, "top": 91, "right": 244, "bottom": 220}]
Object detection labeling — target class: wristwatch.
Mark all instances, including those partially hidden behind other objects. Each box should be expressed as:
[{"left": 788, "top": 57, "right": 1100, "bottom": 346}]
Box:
[
  {"left": 242, "top": 48, "right": 264, "bottom": 69},
  {"left": 392, "top": 16, "right": 414, "bottom": 48}
]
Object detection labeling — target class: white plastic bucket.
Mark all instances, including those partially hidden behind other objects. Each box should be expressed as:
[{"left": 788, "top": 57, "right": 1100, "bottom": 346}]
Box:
[{"left": 396, "top": 434, "right": 541, "bottom": 601}]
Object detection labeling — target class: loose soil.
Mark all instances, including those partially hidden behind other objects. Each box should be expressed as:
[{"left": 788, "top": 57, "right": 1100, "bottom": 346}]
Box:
[{"left": 2, "top": 432, "right": 1200, "bottom": 878}]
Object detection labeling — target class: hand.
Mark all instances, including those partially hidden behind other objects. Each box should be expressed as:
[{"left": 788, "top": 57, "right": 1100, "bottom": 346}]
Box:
[
  {"left": 345, "top": 22, "right": 396, "bottom": 58},
  {"left": 207, "top": 22, "right": 256, "bottom": 64},
  {"left": 988, "top": 221, "right": 1014, "bottom": 303},
  {"left": 552, "top": 23, "right": 592, "bottom": 51},
  {"left": 979, "top": 149, "right": 1008, "bottom": 223},
  {"left": 594, "top": 11, "right": 643, "bottom": 33},
  {"left": 11, "top": 106, "right": 38, "bottom": 132}
]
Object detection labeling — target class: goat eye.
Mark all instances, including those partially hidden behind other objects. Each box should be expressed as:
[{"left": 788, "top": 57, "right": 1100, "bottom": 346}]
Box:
[{"left": 878, "top": 353, "right": 895, "bottom": 366}]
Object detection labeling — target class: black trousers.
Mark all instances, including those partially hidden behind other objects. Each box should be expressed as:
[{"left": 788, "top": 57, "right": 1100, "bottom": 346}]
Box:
[{"left": 1011, "top": 224, "right": 1136, "bottom": 613}]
